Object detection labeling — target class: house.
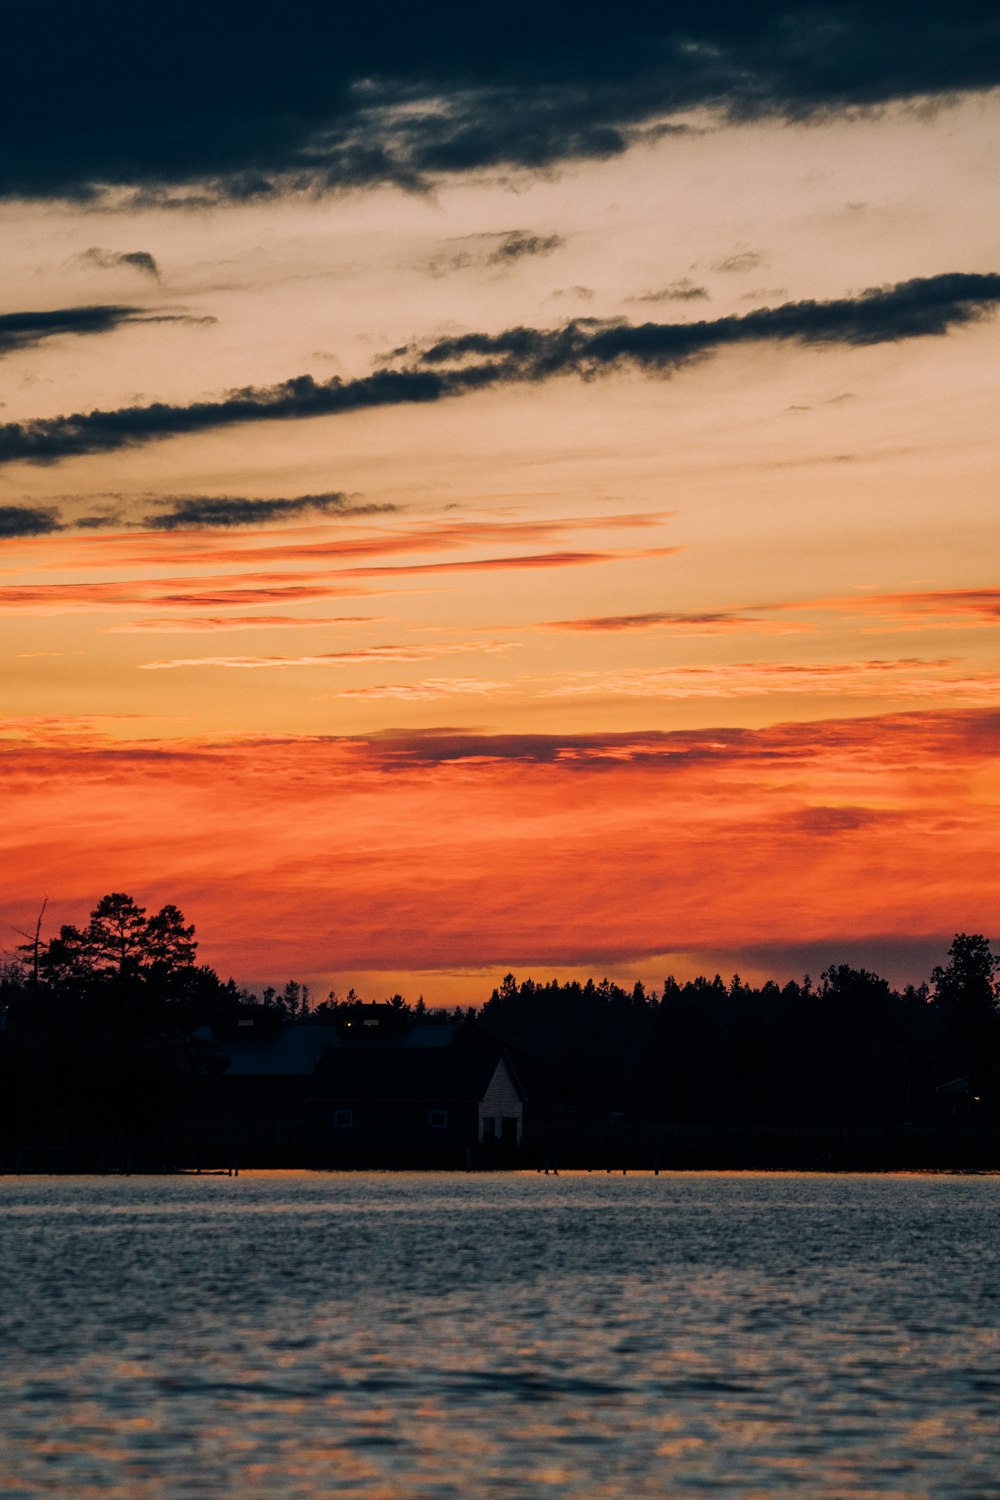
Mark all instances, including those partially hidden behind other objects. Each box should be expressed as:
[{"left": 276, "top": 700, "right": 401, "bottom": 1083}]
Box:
[
  {"left": 201, "top": 1008, "right": 525, "bottom": 1164},
  {"left": 307, "top": 1045, "right": 524, "bottom": 1163}
]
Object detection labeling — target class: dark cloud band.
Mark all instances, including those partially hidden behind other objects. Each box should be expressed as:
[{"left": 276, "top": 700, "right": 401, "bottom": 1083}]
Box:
[
  {"left": 412, "top": 273, "right": 1000, "bottom": 372},
  {"left": 0, "top": 304, "right": 211, "bottom": 358},
  {"left": 1, "top": 272, "right": 996, "bottom": 468},
  {"left": 0, "top": 492, "right": 395, "bottom": 537},
  {"left": 3, "top": 4, "right": 1000, "bottom": 202},
  {"left": 146, "top": 493, "right": 394, "bottom": 530},
  {"left": 0, "top": 504, "right": 63, "bottom": 538},
  {"left": 0, "top": 305, "right": 141, "bottom": 356}
]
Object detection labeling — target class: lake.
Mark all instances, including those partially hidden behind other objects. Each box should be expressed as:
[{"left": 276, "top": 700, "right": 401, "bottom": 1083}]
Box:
[{"left": 1, "top": 1171, "right": 998, "bottom": 1497}]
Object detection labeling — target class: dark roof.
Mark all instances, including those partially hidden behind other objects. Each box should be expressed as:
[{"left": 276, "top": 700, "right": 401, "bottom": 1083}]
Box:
[
  {"left": 212, "top": 1020, "right": 461, "bottom": 1077},
  {"left": 933, "top": 1074, "right": 972, "bottom": 1095},
  {"left": 399, "top": 1023, "right": 459, "bottom": 1048},
  {"left": 215, "top": 1025, "right": 340, "bottom": 1077},
  {"left": 310, "top": 1047, "right": 517, "bottom": 1104}
]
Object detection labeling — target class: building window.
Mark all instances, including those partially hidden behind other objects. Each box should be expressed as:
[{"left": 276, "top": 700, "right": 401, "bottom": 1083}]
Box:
[
  {"left": 333, "top": 1110, "right": 353, "bottom": 1129},
  {"left": 428, "top": 1109, "right": 448, "bottom": 1129},
  {"left": 482, "top": 1116, "right": 497, "bottom": 1139}
]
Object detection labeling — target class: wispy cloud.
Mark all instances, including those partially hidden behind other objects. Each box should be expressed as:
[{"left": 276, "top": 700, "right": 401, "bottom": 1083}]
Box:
[
  {"left": 543, "top": 588, "right": 1000, "bottom": 640},
  {"left": 550, "top": 285, "right": 595, "bottom": 303},
  {"left": 0, "top": 574, "right": 383, "bottom": 615},
  {"left": 549, "top": 657, "right": 1000, "bottom": 704},
  {"left": 337, "top": 676, "right": 507, "bottom": 700},
  {"left": 630, "top": 279, "right": 709, "bottom": 303},
  {"left": 540, "top": 608, "right": 801, "bottom": 635},
  {"left": 488, "top": 231, "right": 564, "bottom": 265},
  {"left": 0, "top": 712, "right": 154, "bottom": 746},
  {"left": 2, "top": 510, "right": 671, "bottom": 569},
  {"left": 712, "top": 250, "right": 764, "bottom": 273},
  {"left": 76, "top": 248, "right": 161, "bottom": 280},
  {"left": 427, "top": 229, "right": 565, "bottom": 276},
  {"left": 801, "top": 587, "right": 1000, "bottom": 631},
  {"left": 0, "top": 512, "right": 677, "bottom": 622},
  {"left": 138, "top": 640, "right": 517, "bottom": 670},
  {"left": 330, "top": 545, "right": 681, "bottom": 580},
  {"left": 109, "top": 614, "right": 384, "bottom": 634}
]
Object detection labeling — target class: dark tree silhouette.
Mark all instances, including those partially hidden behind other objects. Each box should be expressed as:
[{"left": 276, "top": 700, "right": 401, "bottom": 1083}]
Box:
[
  {"left": 931, "top": 933, "right": 999, "bottom": 1094},
  {"left": 932, "top": 933, "right": 999, "bottom": 1017},
  {"left": 25, "top": 893, "right": 203, "bottom": 997},
  {"left": 2, "top": 893, "right": 230, "bottom": 1165},
  {"left": 34, "top": 923, "right": 90, "bottom": 988},
  {"left": 144, "top": 904, "right": 197, "bottom": 976},
  {"left": 84, "top": 893, "right": 150, "bottom": 979}
]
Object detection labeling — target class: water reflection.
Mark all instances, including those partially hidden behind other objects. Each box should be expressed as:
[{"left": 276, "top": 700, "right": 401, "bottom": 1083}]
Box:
[{"left": 1, "top": 1172, "right": 999, "bottom": 1497}]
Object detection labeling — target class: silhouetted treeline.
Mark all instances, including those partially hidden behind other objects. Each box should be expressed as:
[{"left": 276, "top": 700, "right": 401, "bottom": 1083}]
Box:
[
  {"left": 1, "top": 893, "right": 998, "bottom": 1168},
  {"left": 476, "top": 938, "right": 999, "bottom": 1131}
]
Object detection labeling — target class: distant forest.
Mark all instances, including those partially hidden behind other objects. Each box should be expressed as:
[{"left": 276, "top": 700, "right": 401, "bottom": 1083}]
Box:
[{"left": 1, "top": 893, "right": 998, "bottom": 1167}]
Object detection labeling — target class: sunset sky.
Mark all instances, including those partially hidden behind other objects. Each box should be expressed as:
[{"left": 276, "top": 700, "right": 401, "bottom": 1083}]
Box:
[{"left": 2, "top": 4, "right": 999, "bottom": 1001}]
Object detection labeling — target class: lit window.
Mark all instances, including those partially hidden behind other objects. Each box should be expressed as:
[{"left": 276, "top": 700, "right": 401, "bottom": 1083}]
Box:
[{"left": 428, "top": 1109, "right": 448, "bottom": 1129}]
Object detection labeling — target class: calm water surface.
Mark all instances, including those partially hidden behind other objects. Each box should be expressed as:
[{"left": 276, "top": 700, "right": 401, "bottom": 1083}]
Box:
[{"left": 1, "top": 1171, "right": 998, "bottom": 1498}]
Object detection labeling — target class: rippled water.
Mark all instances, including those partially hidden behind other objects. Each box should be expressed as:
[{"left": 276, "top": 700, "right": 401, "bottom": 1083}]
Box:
[{"left": 1, "top": 1171, "right": 999, "bottom": 1497}]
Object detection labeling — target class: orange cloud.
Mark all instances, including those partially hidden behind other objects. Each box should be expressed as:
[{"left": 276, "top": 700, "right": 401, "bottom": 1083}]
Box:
[
  {"left": 805, "top": 587, "right": 1000, "bottom": 632},
  {"left": 0, "top": 713, "right": 156, "bottom": 746},
  {"left": 330, "top": 546, "right": 681, "bottom": 580},
  {"left": 0, "top": 574, "right": 392, "bottom": 615},
  {"left": 2, "top": 709, "right": 997, "bottom": 992},
  {"left": 542, "top": 589, "right": 1000, "bottom": 637},
  {"left": 11, "top": 510, "right": 673, "bottom": 572},
  {"left": 540, "top": 609, "right": 804, "bottom": 635},
  {"left": 0, "top": 520, "right": 678, "bottom": 617},
  {"left": 536, "top": 585, "right": 1000, "bottom": 639}
]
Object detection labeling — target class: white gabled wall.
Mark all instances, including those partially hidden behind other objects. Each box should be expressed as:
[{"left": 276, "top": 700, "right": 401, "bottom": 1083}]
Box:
[{"left": 478, "top": 1057, "right": 523, "bottom": 1143}]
